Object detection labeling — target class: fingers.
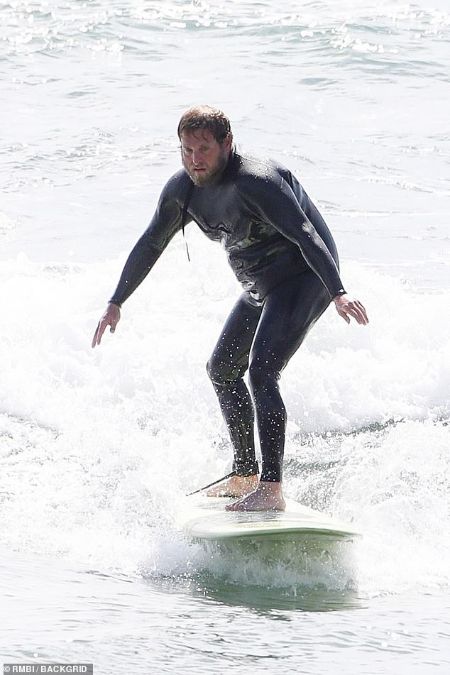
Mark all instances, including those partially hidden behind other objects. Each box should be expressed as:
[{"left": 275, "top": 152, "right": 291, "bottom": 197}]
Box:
[
  {"left": 338, "top": 309, "right": 350, "bottom": 324},
  {"left": 91, "top": 327, "right": 98, "bottom": 349},
  {"left": 355, "top": 300, "right": 369, "bottom": 325},
  {"left": 92, "top": 305, "right": 121, "bottom": 348},
  {"left": 91, "top": 320, "right": 106, "bottom": 348},
  {"left": 352, "top": 300, "right": 368, "bottom": 325},
  {"left": 335, "top": 296, "right": 369, "bottom": 326},
  {"left": 344, "top": 299, "right": 368, "bottom": 325}
]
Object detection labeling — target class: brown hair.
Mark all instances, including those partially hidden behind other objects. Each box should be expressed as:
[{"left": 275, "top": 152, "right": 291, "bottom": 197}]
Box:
[{"left": 177, "top": 105, "right": 232, "bottom": 143}]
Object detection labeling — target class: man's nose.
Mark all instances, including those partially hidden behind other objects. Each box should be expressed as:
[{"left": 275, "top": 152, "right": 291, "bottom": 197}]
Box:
[{"left": 192, "top": 149, "right": 203, "bottom": 164}]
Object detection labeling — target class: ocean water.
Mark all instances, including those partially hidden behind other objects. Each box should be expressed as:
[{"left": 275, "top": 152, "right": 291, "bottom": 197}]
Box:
[{"left": 1, "top": 0, "right": 450, "bottom": 673}]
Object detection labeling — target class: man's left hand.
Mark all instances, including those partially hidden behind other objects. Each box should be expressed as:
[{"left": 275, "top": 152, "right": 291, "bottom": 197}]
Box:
[{"left": 333, "top": 294, "right": 369, "bottom": 325}]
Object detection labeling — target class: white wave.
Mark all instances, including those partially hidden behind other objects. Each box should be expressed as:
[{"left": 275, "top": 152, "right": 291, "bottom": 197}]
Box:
[{"left": 0, "top": 253, "right": 448, "bottom": 596}]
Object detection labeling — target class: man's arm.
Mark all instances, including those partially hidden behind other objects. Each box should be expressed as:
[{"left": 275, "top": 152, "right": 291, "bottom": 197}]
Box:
[
  {"left": 240, "top": 173, "right": 368, "bottom": 325},
  {"left": 299, "top": 186, "right": 368, "bottom": 325},
  {"left": 243, "top": 175, "right": 345, "bottom": 295},
  {"left": 240, "top": 174, "right": 368, "bottom": 324},
  {"left": 92, "top": 173, "right": 192, "bottom": 347}
]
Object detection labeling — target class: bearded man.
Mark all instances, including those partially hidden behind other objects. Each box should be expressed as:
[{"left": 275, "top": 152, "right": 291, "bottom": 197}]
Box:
[{"left": 92, "top": 105, "right": 368, "bottom": 511}]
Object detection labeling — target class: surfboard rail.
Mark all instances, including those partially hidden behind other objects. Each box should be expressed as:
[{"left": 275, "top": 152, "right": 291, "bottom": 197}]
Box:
[{"left": 178, "top": 495, "right": 360, "bottom": 542}]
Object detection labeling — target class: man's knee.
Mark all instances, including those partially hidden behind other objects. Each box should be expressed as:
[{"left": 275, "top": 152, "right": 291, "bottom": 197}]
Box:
[
  {"left": 248, "top": 359, "right": 280, "bottom": 395},
  {"left": 206, "top": 354, "right": 237, "bottom": 386}
]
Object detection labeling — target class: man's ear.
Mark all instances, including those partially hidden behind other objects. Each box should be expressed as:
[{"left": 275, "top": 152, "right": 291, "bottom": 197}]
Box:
[{"left": 224, "top": 132, "right": 233, "bottom": 151}]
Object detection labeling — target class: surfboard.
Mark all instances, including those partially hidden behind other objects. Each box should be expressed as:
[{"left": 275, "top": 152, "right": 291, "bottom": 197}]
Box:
[{"left": 178, "top": 494, "right": 360, "bottom": 543}]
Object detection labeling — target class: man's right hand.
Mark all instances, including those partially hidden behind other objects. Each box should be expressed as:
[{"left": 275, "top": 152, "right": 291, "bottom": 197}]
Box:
[{"left": 91, "top": 303, "right": 121, "bottom": 348}]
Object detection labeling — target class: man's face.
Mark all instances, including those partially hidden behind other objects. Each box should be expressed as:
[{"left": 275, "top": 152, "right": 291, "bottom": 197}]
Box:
[{"left": 180, "top": 129, "right": 232, "bottom": 187}]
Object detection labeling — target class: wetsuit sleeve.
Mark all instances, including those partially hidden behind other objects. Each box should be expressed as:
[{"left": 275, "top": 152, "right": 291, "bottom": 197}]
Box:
[
  {"left": 109, "top": 180, "right": 189, "bottom": 306},
  {"left": 241, "top": 175, "right": 346, "bottom": 299}
]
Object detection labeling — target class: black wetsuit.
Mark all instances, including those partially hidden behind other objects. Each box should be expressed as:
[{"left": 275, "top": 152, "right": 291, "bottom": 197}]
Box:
[{"left": 110, "top": 150, "right": 345, "bottom": 482}]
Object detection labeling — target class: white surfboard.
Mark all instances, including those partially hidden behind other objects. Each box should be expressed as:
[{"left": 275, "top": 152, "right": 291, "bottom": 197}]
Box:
[{"left": 178, "top": 494, "right": 360, "bottom": 543}]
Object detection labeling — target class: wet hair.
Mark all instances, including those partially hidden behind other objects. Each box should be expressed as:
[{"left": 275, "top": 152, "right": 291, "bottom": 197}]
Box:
[{"left": 177, "top": 105, "right": 232, "bottom": 143}]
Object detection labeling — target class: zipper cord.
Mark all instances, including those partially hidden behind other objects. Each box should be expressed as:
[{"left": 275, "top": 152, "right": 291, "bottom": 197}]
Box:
[{"left": 181, "top": 180, "right": 195, "bottom": 262}]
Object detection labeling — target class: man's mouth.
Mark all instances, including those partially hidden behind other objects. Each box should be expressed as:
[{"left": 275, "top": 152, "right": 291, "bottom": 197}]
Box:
[{"left": 189, "top": 165, "right": 214, "bottom": 186}]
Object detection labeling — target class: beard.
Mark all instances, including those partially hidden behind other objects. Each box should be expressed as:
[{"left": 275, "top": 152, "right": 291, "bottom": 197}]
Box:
[{"left": 183, "top": 150, "right": 229, "bottom": 187}]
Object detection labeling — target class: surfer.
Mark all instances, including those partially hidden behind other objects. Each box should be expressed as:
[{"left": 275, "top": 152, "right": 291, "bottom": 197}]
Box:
[{"left": 92, "top": 105, "right": 368, "bottom": 512}]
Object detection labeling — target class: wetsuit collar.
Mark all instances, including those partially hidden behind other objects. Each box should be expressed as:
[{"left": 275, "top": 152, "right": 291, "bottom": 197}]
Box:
[
  {"left": 217, "top": 146, "right": 238, "bottom": 183},
  {"left": 206, "top": 145, "right": 238, "bottom": 186}
]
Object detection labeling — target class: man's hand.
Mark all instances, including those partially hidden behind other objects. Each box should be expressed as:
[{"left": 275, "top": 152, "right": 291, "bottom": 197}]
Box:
[
  {"left": 92, "top": 303, "right": 121, "bottom": 348},
  {"left": 333, "top": 294, "right": 368, "bottom": 325}
]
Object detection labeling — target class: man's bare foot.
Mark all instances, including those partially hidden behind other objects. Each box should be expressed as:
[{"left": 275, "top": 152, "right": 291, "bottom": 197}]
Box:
[
  {"left": 207, "top": 474, "right": 259, "bottom": 497},
  {"left": 225, "top": 481, "right": 286, "bottom": 511}
]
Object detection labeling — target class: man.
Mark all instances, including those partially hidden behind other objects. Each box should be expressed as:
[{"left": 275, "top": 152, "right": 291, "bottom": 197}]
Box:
[{"left": 92, "top": 105, "right": 368, "bottom": 512}]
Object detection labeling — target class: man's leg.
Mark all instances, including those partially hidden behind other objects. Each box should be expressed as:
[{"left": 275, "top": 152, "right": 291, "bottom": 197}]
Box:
[
  {"left": 226, "top": 271, "right": 330, "bottom": 511},
  {"left": 206, "top": 293, "right": 262, "bottom": 496}
]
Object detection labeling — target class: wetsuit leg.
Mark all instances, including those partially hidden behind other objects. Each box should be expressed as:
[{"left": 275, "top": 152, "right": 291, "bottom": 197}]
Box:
[
  {"left": 248, "top": 271, "right": 331, "bottom": 483},
  {"left": 206, "top": 293, "right": 262, "bottom": 476}
]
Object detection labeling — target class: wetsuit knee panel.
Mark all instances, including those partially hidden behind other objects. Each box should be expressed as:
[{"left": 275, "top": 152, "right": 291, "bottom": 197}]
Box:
[
  {"left": 247, "top": 360, "right": 281, "bottom": 393},
  {"left": 206, "top": 356, "right": 242, "bottom": 386}
]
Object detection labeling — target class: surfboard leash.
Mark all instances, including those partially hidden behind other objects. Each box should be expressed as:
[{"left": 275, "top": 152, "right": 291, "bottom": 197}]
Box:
[{"left": 186, "top": 470, "right": 237, "bottom": 496}]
